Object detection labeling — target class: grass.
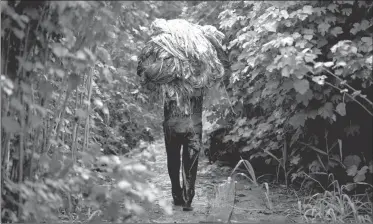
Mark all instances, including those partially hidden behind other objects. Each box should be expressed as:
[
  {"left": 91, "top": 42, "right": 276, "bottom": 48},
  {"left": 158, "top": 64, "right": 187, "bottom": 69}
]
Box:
[
  {"left": 298, "top": 180, "right": 373, "bottom": 223},
  {"left": 218, "top": 158, "right": 373, "bottom": 223}
]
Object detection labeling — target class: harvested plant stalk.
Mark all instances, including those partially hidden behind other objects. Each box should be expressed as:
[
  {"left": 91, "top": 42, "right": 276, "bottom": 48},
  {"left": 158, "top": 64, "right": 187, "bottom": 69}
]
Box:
[{"left": 137, "top": 19, "right": 228, "bottom": 114}]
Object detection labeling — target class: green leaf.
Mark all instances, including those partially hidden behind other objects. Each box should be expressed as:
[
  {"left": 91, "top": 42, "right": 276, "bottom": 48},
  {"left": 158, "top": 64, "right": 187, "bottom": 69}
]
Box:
[
  {"left": 2, "top": 116, "right": 21, "bottom": 133},
  {"left": 39, "top": 153, "right": 51, "bottom": 168},
  {"left": 318, "top": 102, "right": 334, "bottom": 119},
  {"left": 303, "top": 28, "right": 314, "bottom": 35},
  {"left": 351, "top": 90, "right": 361, "bottom": 97},
  {"left": 344, "top": 183, "right": 356, "bottom": 192},
  {"left": 336, "top": 102, "right": 346, "bottom": 116},
  {"left": 39, "top": 81, "right": 54, "bottom": 95},
  {"left": 350, "top": 20, "right": 370, "bottom": 35},
  {"left": 327, "top": 3, "right": 338, "bottom": 13},
  {"left": 366, "top": 55, "right": 373, "bottom": 65},
  {"left": 281, "top": 66, "right": 290, "bottom": 77},
  {"left": 346, "top": 165, "right": 358, "bottom": 176},
  {"left": 296, "top": 39, "right": 307, "bottom": 48},
  {"left": 281, "top": 36, "right": 294, "bottom": 46},
  {"left": 50, "top": 159, "right": 62, "bottom": 174},
  {"left": 103, "top": 107, "right": 110, "bottom": 115},
  {"left": 30, "top": 115, "right": 43, "bottom": 129},
  {"left": 12, "top": 28, "right": 25, "bottom": 39},
  {"left": 75, "top": 50, "right": 87, "bottom": 60},
  {"left": 309, "top": 160, "right": 322, "bottom": 172},
  {"left": 118, "top": 180, "right": 131, "bottom": 190},
  {"left": 296, "top": 90, "right": 313, "bottom": 106},
  {"left": 80, "top": 152, "right": 93, "bottom": 167},
  {"left": 96, "top": 46, "right": 112, "bottom": 65},
  {"left": 293, "top": 79, "right": 309, "bottom": 95},
  {"left": 55, "top": 69, "right": 65, "bottom": 78},
  {"left": 302, "top": 5, "right": 313, "bottom": 14},
  {"left": 323, "top": 61, "right": 334, "bottom": 67},
  {"left": 344, "top": 125, "right": 360, "bottom": 137},
  {"left": 361, "top": 36, "right": 373, "bottom": 45},
  {"left": 333, "top": 61, "right": 347, "bottom": 68},
  {"left": 288, "top": 112, "right": 306, "bottom": 128},
  {"left": 343, "top": 155, "right": 361, "bottom": 168},
  {"left": 330, "top": 26, "right": 343, "bottom": 37},
  {"left": 280, "top": 10, "right": 289, "bottom": 19},
  {"left": 52, "top": 44, "right": 69, "bottom": 57},
  {"left": 312, "top": 75, "right": 327, "bottom": 85},
  {"left": 304, "top": 53, "right": 316, "bottom": 63},
  {"left": 290, "top": 155, "right": 301, "bottom": 165},
  {"left": 307, "top": 110, "right": 318, "bottom": 119},
  {"left": 318, "top": 22, "right": 330, "bottom": 36},
  {"left": 231, "top": 62, "right": 245, "bottom": 71},
  {"left": 21, "top": 61, "right": 33, "bottom": 71},
  {"left": 263, "top": 21, "right": 278, "bottom": 32},
  {"left": 94, "top": 98, "right": 104, "bottom": 108},
  {"left": 341, "top": 8, "right": 352, "bottom": 16},
  {"left": 317, "top": 38, "right": 328, "bottom": 48},
  {"left": 265, "top": 158, "right": 271, "bottom": 164},
  {"left": 21, "top": 82, "right": 31, "bottom": 93},
  {"left": 303, "top": 34, "right": 313, "bottom": 40},
  {"left": 353, "top": 166, "right": 368, "bottom": 182},
  {"left": 57, "top": 159, "right": 73, "bottom": 179},
  {"left": 334, "top": 69, "right": 343, "bottom": 76},
  {"left": 76, "top": 108, "right": 87, "bottom": 119},
  {"left": 67, "top": 73, "right": 81, "bottom": 90},
  {"left": 10, "top": 98, "right": 23, "bottom": 111}
]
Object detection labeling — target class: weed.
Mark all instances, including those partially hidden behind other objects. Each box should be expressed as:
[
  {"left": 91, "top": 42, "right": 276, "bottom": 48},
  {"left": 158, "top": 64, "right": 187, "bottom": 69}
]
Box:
[{"left": 298, "top": 180, "right": 373, "bottom": 223}]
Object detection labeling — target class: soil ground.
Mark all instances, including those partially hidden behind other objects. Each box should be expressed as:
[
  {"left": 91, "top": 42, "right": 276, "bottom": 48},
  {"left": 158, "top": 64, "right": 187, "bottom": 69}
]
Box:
[{"left": 131, "top": 140, "right": 303, "bottom": 223}]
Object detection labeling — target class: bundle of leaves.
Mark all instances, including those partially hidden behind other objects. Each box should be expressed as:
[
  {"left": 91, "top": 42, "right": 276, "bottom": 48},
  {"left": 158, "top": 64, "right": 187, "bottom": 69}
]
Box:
[{"left": 137, "top": 18, "right": 227, "bottom": 114}]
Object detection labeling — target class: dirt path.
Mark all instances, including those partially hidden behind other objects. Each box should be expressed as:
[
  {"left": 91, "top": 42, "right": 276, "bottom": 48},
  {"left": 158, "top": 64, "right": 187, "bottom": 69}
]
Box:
[{"left": 131, "top": 140, "right": 301, "bottom": 223}]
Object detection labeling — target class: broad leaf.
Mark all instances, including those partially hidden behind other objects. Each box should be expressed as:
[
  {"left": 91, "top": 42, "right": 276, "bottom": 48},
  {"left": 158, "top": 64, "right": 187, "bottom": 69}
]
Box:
[
  {"left": 353, "top": 166, "right": 368, "bottom": 182},
  {"left": 293, "top": 79, "right": 309, "bottom": 95},
  {"left": 2, "top": 116, "right": 21, "bottom": 133},
  {"left": 336, "top": 102, "right": 346, "bottom": 116},
  {"left": 52, "top": 44, "right": 69, "bottom": 57},
  {"left": 67, "top": 73, "right": 81, "bottom": 90},
  {"left": 343, "top": 155, "right": 361, "bottom": 168},
  {"left": 346, "top": 165, "right": 358, "bottom": 176}
]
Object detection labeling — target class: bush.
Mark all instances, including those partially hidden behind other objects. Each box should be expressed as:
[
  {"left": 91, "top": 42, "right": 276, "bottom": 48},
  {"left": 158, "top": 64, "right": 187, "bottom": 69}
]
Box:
[
  {"left": 186, "top": 1, "right": 373, "bottom": 194},
  {"left": 1, "top": 1, "right": 183, "bottom": 222}
]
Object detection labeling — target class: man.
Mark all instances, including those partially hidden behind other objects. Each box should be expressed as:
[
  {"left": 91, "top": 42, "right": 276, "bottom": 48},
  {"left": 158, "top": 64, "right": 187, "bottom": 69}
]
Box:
[{"left": 137, "top": 19, "right": 229, "bottom": 211}]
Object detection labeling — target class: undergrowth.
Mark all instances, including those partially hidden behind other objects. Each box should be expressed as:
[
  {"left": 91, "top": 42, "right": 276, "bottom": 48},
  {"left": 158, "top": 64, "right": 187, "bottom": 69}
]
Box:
[{"left": 299, "top": 181, "right": 373, "bottom": 223}]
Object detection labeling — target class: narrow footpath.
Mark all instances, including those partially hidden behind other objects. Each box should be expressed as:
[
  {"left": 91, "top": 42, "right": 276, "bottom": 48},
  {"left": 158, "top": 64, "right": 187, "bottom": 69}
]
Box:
[{"left": 131, "top": 140, "right": 300, "bottom": 223}]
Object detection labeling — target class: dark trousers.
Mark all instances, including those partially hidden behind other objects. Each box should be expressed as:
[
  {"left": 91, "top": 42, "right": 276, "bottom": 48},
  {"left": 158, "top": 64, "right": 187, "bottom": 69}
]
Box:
[
  {"left": 163, "top": 95, "right": 203, "bottom": 207},
  {"left": 163, "top": 117, "right": 202, "bottom": 207}
]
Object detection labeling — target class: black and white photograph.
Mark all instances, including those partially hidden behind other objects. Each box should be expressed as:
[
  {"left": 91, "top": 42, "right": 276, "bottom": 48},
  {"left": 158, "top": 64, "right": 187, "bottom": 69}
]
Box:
[{"left": 1, "top": 1, "right": 372, "bottom": 223}]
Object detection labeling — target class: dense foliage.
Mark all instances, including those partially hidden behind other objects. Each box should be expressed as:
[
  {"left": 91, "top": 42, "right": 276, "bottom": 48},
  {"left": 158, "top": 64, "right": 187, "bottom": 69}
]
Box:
[
  {"left": 1, "top": 0, "right": 372, "bottom": 223},
  {"left": 186, "top": 1, "right": 373, "bottom": 192},
  {"left": 1, "top": 1, "right": 184, "bottom": 222}
]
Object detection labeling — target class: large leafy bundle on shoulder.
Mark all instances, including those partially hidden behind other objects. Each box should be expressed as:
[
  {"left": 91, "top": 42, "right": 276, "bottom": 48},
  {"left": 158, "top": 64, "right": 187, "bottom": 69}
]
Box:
[{"left": 137, "top": 19, "right": 228, "bottom": 113}]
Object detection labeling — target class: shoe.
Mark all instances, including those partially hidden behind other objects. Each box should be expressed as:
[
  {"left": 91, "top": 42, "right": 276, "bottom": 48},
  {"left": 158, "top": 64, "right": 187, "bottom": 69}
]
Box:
[{"left": 182, "top": 205, "right": 193, "bottom": 211}]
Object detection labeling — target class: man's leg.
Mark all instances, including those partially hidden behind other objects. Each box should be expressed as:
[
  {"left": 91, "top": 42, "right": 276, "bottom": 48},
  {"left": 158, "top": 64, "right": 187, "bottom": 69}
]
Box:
[
  {"left": 164, "top": 124, "right": 184, "bottom": 205},
  {"left": 181, "top": 130, "right": 202, "bottom": 211}
]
